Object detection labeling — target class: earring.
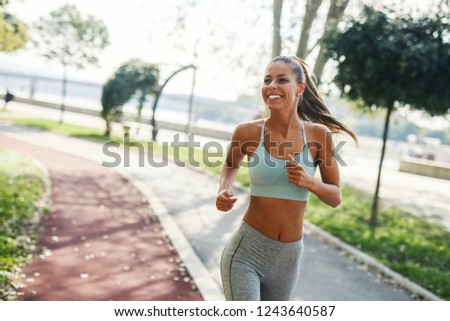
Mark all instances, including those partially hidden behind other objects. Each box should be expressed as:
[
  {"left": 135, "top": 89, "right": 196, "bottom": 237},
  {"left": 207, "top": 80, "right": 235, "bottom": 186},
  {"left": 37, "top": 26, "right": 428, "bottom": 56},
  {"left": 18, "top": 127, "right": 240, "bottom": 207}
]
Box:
[{"left": 297, "top": 93, "right": 301, "bottom": 96}]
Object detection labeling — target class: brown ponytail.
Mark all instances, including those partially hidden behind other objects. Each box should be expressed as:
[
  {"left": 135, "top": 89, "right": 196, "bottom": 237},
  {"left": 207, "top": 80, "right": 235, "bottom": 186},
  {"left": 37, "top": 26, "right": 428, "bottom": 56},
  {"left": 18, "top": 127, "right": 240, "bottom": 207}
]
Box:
[{"left": 272, "top": 55, "right": 358, "bottom": 143}]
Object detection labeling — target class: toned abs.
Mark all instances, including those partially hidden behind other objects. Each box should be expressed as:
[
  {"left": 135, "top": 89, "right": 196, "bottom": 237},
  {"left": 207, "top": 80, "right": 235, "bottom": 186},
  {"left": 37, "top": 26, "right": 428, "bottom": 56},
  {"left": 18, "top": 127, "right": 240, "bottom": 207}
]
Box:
[{"left": 243, "top": 196, "right": 307, "bottom": 242}]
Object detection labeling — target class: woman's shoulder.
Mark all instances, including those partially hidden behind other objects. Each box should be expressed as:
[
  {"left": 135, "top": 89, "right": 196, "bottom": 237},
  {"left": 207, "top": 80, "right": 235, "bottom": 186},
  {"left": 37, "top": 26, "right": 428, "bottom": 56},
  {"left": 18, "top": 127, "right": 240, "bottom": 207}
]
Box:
[
  {"left": 303, "top": 121, "right": 333, "bottom": 152},
  {"left": 232, "top": 118, "right": 265, "bottom": 141},
  {"left": 304, "top": 121, "right": 331, "bottom": 137}
]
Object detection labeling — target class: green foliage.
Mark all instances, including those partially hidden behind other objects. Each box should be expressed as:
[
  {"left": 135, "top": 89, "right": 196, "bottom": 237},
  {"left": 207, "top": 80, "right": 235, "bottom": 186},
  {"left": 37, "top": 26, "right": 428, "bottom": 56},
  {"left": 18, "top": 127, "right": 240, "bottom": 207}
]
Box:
[
  {"left": 32, "top": 4, "right": 110, "bottom": 69},
  {"left": 0, "top": 116, "right": 108, "bottom": 141},
  {"left": 101, "top": 59, "right": 159, "bottom": 135},
  {"left": 323, "top": 5, "right": 450, "bottom": 115},
  {"left": 0, "top": 148, "right": 47, "bottom": 300},
  {"left": 101, "top": 75, "right": 130, "bottom": 120},
  {"left": 0, "top": 8, "right": 29, "bottom": 52}
]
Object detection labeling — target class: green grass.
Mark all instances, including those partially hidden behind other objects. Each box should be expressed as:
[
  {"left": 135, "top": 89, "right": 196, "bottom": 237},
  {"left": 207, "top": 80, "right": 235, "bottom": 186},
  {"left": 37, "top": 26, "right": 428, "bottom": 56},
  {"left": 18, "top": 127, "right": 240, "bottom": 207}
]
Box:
[
  {"left": 0, "top": 116, "right": 108, "bottom": 141},
  {"left": 1, "top": 115, "right": 449, "bottom": 299},
  {"left": 0, "top": 147, "right": 48, "bottom": 300}
]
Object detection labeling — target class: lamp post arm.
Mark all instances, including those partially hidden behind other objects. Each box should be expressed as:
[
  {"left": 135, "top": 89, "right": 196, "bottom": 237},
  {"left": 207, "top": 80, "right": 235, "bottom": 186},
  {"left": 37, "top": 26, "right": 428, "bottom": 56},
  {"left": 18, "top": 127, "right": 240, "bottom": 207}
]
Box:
[{"left": 151, "top": 65, "right": 195, "bottom": 141}]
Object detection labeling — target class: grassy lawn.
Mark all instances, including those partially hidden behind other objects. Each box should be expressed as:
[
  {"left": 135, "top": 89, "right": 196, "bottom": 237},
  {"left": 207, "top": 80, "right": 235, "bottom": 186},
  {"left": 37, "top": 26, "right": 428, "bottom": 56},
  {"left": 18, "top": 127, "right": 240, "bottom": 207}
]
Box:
[
  {"left": 1, "top": 115, "right": 448, "bottom": 299},
  {"left": 0, "top": 147, "right": 48, "bottom": 300},
  {"left": 0, "top": 116, "right": 108, "bottom": 141}
]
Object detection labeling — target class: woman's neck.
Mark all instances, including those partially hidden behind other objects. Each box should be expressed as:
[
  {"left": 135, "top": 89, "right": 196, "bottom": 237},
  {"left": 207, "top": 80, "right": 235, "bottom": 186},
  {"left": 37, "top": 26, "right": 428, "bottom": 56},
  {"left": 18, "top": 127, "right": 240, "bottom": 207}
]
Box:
[{"left": 267, "top": 110, "right": 302, "bottom": 138}]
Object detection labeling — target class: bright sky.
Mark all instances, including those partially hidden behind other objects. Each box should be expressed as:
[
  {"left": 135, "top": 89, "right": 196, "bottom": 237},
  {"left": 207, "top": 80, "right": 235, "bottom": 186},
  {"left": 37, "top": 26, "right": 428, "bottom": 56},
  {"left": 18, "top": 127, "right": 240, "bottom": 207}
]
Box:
[{"left": 1, "top": 0, "right": 444, "bottom": 102}]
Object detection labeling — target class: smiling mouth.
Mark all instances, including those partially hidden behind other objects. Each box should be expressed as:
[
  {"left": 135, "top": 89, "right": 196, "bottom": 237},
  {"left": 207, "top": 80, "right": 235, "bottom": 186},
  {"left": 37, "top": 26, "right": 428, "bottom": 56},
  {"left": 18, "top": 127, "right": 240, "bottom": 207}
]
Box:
[{"left": 268, "top": 95, "right": 282, "bottom": 99}]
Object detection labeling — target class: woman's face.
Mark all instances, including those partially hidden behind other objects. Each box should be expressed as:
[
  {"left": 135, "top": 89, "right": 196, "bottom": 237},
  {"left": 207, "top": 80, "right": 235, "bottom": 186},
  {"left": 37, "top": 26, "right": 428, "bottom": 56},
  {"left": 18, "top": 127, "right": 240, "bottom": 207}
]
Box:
[{"left": 261, "top": 61, "right": 304, "bottom": 112}]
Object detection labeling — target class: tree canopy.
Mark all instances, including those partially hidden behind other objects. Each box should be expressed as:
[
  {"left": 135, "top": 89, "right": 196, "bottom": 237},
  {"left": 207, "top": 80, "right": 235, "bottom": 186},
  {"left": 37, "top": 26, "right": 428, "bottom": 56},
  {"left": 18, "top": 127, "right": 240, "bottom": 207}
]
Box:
[
  {"left": 0, "top": 1, "right": 28, "bottom": 52},
  {"left": 323, "top": 5, "right": 450, "bottom": 114},
  {"left": 32, "top": 4, "right": 110, "bottom": 122},
  {"left": 101, "top": 59, "right": 159, "bottom": 136},
  {"left": 33, "top": 4, "right": 110, "bottom": 69}
]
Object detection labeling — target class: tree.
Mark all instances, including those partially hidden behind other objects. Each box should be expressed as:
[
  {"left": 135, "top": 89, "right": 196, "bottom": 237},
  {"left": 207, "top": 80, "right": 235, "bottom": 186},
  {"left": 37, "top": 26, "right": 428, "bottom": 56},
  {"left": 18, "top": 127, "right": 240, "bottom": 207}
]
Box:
[
  {"left": 0, "top": 0, "right": 28, "bottom": 52},
  {"left": 272, "top": 0, "right": 284, "bottom": 57},
  {"left": 296, "top": 0, "right": 323, "bottom": 59},
  {"left": 33, "top": 4, "right": 109, "bottom": 123},
  {"left": 312, "top": 0, "right": 350, "bottom": 83},
  {"left": 101, "top": 80, "right": 124, "bottom": 137},
  {"left": 273, "top": 0, "right": 350, "bottom": 84},
  {"left": 101, "top": 59, "right": 159, "bottom": 137},
  {"left": 323, "top": 5, "right": 450, "bottom": 226},
  {"left": 120, "top": 59, "right": 159, "bottom": 124}
]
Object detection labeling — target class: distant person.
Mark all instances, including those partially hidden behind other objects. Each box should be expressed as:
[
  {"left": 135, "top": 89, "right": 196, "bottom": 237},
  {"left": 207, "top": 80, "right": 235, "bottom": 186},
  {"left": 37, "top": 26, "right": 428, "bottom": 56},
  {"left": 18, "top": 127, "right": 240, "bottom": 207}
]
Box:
[
  {"left": 3, "top": 90, "right": 15, "bottom": 110},
  {"left": 216, "top": 55, "right": 357, "bottom": 301}
]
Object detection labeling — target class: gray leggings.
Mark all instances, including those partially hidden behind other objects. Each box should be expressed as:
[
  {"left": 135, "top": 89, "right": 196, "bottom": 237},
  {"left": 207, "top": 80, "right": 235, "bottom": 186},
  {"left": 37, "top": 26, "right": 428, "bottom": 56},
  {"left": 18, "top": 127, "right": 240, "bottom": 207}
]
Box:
[{"left": 220, "top": 221, "right": 304, "bottom": 301}]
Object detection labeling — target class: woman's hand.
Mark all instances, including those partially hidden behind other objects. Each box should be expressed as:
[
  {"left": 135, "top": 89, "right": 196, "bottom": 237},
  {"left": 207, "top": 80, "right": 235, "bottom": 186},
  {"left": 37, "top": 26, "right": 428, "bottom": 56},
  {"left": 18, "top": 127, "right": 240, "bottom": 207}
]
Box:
[
  {"left": 216, "top": 189, "right": 237, "bottom": 212},
  {"left": 285, "top": 154, "right": 315, "bottom": 191}
]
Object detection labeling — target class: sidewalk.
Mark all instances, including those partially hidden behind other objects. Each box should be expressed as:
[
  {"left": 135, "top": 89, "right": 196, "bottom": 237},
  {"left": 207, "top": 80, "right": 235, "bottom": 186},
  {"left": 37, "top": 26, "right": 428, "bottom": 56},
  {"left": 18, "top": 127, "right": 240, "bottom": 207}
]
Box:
[
  {"left": 0, "top": 132, "right": 202, "bottom": 301},
  {"left": 0, "top": 121, "right": 434, "bottom": 300}
]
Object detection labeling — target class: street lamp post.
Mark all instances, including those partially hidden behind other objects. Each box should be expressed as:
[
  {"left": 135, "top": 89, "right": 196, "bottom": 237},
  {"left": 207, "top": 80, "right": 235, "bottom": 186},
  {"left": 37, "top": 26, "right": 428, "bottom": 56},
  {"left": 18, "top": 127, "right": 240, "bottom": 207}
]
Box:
[
  {"left": 185, "top": 66, "right": 197, "bottom": 137},
  {"left": 150, "top": 65, "right": 196, "bottom": 141}
]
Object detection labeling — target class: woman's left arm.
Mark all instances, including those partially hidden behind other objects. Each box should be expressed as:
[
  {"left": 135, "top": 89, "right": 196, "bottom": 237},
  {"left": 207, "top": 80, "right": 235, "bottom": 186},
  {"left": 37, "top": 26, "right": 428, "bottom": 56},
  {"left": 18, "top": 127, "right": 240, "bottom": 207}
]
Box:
[{"left": 286, "top": 124, "right": 341, "bottom": 208}]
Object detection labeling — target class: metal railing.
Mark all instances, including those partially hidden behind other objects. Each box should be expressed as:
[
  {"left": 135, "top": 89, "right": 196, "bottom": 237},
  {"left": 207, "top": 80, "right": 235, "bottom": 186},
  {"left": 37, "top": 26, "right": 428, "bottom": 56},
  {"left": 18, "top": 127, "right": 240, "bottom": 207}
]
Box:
[{"left": 0, "top": 92, "right": 232, "bottom": 141}]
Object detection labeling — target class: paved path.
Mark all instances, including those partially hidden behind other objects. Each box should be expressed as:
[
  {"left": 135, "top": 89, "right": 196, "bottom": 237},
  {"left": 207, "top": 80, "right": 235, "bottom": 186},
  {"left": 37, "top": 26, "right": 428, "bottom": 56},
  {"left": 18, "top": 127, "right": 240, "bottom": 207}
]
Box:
[
  {"left": 0, "top": 121, "right": 418, "bottom": 300},
  {"left": 0, "top": 133, "right": 202, "bottom": 301}
]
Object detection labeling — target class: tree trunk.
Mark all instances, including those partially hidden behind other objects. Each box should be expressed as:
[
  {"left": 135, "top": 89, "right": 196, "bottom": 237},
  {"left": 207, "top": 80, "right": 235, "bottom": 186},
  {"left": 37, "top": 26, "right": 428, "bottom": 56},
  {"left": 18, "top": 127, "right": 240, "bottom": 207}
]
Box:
[
  {"left": 313, "top": 0, "right": 350, "bottom": 83},
  {"left": 296, "top": 0, "right": 323, "bottom": 59},
  {"left": 60, "top": 65, "right": 67, "bottom": 124},
  {"left": 272, "top": 0, "right": 283, "bottom": 58},
  {"left": 369, "top": 105, "right": 393, "bottom": 227},
  {"left": 104, "top": 119, "right": 111, "bottom": 137},
  {"left": 136, "top": 93, "right": 145, "bottom": 135}
]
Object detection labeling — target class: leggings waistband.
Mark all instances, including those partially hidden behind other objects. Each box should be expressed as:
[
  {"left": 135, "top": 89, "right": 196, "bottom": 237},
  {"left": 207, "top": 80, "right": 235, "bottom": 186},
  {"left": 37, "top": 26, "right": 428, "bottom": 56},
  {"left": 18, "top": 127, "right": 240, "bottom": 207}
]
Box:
[{"left": 239, "top": 220, "right": 303, "bottom": 252}]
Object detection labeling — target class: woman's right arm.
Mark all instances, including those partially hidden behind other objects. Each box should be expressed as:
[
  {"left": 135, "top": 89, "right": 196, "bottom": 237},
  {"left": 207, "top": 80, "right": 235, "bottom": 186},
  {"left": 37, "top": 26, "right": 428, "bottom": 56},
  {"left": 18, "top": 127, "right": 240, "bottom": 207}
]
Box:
[{"left": 216, "top": 123, "right": 249, "bottom": 212}]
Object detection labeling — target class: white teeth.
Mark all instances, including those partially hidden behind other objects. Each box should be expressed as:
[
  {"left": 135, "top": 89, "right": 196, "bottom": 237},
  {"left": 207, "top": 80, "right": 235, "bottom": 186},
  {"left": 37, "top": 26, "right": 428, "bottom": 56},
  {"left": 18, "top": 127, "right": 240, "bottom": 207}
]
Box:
[{"left": 268, "top": 95, "right": 281, "bottom": 99}]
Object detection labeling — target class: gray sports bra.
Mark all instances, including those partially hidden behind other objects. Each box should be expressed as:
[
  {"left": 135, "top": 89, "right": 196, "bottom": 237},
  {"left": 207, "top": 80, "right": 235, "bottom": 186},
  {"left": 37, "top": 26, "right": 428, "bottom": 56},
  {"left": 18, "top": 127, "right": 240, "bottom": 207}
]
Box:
[{"left": 248, "top": 118, "right": 316, "bottom": 201}]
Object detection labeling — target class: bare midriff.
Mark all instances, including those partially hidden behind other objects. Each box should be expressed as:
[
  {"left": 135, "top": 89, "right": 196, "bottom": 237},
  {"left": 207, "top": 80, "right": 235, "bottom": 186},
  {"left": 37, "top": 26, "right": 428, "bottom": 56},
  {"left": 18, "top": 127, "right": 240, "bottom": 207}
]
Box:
[{"left": 243, "top": 195, "right": 307, "bottom": 243}]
